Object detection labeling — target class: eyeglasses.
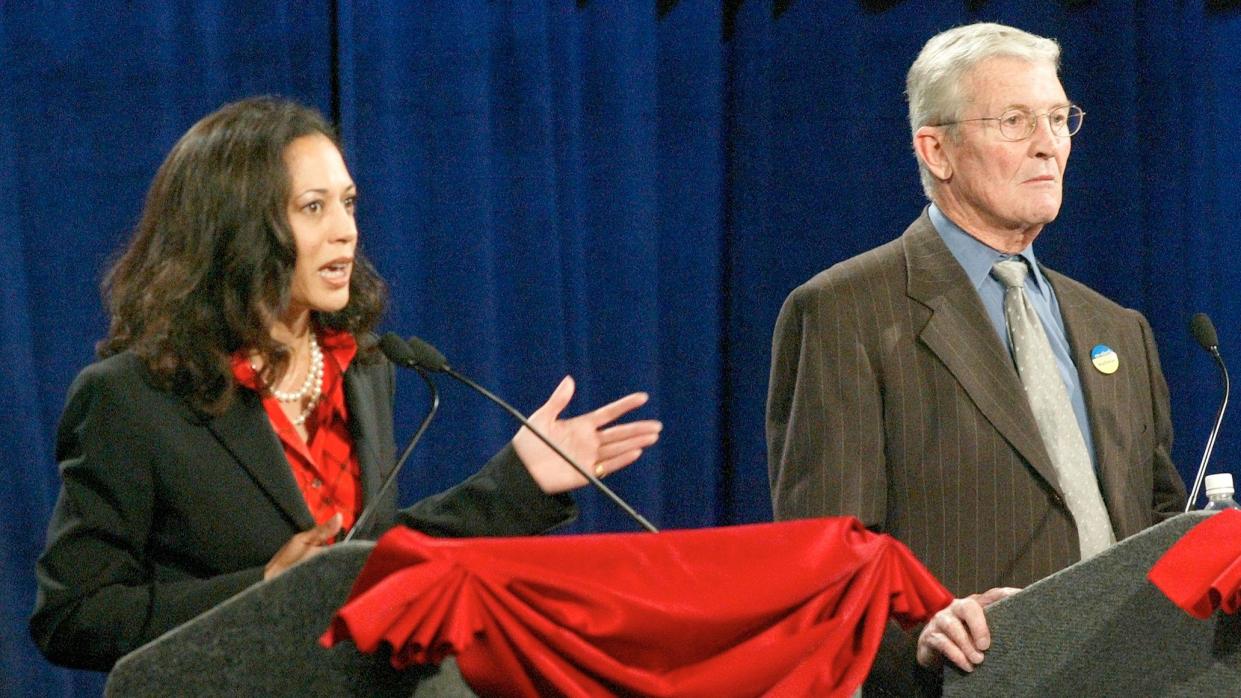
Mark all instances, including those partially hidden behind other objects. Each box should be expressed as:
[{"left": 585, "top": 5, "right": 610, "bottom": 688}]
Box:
[{"left": 937, "top": 104, "right": 1085, "bottom": 141}]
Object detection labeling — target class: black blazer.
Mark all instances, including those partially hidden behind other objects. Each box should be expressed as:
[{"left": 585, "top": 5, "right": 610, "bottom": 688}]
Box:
[{"left": 31, "top": 349, "right": 576, "bottom": 671}]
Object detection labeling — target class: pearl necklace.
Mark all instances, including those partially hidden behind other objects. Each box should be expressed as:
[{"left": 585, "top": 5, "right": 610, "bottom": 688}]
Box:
[{"left": 271, "top": 334, "right": 324, "bottom": 427}]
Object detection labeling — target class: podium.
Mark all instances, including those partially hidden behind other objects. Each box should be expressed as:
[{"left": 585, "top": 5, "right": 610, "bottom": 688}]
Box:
[
  {"left": 103, "top": 516, "right": 950, "bottom": 696},
  {"left": 943, "top": 512, "right": 1241, "bottom": 696},
  {"left": 104, "top": 541, "right": 477, "bottom": 697}
]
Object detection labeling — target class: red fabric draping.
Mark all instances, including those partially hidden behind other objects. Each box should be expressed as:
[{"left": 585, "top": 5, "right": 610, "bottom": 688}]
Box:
[
  {"left": 1149, "top": 509, "right": 1241, "bottom": 619},
  {"left": 321, "top": 517, "right": 951, "bottom": 697}
]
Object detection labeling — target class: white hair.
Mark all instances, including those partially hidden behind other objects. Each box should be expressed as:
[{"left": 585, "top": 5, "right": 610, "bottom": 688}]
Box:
[{"left": 906, "top": 23, "right": 1061, "bottom": 199}]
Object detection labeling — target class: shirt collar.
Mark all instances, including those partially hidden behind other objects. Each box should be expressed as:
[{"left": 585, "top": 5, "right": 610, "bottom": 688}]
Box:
[
  {"left": 319, "top": 328, "right": 358, "bottom": 374},
  {"left": 230, "top": 328, "right": 358, "bottom": 392},
  {"left": 927, "top": 202, "right": 1048, "bottom": 293},
  {"left": 319, "top": 329, "right": 356, "bottom": 421}
]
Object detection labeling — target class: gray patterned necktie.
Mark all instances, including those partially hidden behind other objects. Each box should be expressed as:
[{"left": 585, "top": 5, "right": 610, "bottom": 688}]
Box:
[{"left": 992, "top": 259, "right": 1114, "bottom": 559}]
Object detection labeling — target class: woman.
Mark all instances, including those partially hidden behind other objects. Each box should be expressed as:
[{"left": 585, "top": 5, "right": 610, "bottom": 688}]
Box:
[{"left": 30, "top": 97, "right": 662, "bottom": 671}]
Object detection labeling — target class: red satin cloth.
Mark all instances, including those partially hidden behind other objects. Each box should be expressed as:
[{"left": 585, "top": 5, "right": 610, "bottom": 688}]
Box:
[
  {"left": 1149, "top": 509, "right": 1241, "bottom": 619},
  {"left": 321, "top": 517, "right": 951, "bottom": 697}
]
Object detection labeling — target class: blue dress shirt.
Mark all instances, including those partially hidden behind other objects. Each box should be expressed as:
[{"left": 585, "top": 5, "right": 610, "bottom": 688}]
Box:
[{"left": 927, "top": 203, "right": 1098, "bottom": 470}]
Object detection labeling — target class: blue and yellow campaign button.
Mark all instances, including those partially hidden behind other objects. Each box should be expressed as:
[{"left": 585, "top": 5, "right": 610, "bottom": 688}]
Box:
[{"left": 1091, "top": 344, "right": 1118, "bottom": 375}]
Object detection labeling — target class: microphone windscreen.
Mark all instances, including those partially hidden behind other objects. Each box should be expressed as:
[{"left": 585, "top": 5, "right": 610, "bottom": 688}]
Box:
[
  {"left": 405, "top": 336, "right": 449, "bottom": 372},
  {"left": 379, "top": 332, "right": 419, "bottom": 367},
  {"left": 1191, "top": 312, "right": 1219, "bottom": 351}
]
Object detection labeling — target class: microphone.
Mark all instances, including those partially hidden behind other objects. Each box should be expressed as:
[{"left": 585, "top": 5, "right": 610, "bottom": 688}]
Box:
[
  {"left": 402, "top": 334, "right": 659, "bottom": 533},
  {"left": 402, "top": 334, "right": 449, "bottom": 372},
  {"left": 1191, "top": 312, "right": 1220, "bottom": 352},
  {"left": 342, "top": 334, "right": 441, "bottom": 542},
  {"left": 1185, "top": 312, "right": 1231, "bottom": 512}
]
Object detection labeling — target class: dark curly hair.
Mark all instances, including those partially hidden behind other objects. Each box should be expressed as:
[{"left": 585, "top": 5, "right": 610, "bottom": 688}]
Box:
[{"left": 100, "top": 96, "right": 387, "bottom": 414}]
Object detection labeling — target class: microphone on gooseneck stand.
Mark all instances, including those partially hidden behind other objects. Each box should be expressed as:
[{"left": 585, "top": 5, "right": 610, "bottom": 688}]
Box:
[
  {"left": 342, "top": 334, "right": 442, "bottom": 542},
  {"left": 1185, "top": 313, "right": 1231, "bottom": 512},
  {"left": 401, "top": 334, "right": 659, "bottom": 533}
]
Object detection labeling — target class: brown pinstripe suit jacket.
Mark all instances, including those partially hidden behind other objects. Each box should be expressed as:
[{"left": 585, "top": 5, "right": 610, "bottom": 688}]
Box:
[{"left": 767, "top": 212, "right": 1186, "bottom": 598}]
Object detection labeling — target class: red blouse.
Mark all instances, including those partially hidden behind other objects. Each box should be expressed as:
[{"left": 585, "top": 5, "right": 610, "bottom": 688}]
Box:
[{"left": 231, "top": 330, "right": 361, "bottom": 532}]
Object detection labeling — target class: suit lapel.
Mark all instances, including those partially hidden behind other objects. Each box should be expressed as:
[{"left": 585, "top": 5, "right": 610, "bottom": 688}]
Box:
[
  {"left": 902, "top": 215, "right": 1064, "bottom": 496},
  {"left": 344, "top": 365, "right": 385, "bottom": 517},
  {"left": 204, "top": 389, "right": 316, "bottom": 530},
  {"left": 201, "top": 361, "right": 385, "bottom": 535}
]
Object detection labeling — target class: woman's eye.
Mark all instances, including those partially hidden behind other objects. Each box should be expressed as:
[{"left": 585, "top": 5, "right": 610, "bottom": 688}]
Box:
[{"left": 303, "top": 201, "right": 322, "bottom": 214}]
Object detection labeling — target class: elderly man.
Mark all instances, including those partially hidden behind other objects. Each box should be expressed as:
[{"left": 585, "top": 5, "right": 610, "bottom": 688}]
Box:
[{"left": 766, "top": 22, "right": 1185, "bottom": 693}]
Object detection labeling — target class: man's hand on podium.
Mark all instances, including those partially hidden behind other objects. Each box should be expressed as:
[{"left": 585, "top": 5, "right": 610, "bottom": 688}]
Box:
[{"left": 916, "top": 586, "right": 1020, "bottom": 673}]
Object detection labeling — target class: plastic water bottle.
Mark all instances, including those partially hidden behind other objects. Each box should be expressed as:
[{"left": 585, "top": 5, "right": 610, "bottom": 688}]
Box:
[{"left": 1202, "top": 473, "right": 1241, "bottom": 511}]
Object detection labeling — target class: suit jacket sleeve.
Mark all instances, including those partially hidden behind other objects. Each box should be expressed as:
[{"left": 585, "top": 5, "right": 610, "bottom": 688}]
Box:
[
  {"left": 345, "top": 355, "right": 577, "bottom": 540},
  {"left": 356, "top": 350, "right": 576, "bottom": 537},
  {"left": 767, "top": 279, "right": 888, "bottom": 527},
  {"left": 397, "top": 443, "right": 577, "bottom": 538},
  {"left": 31, "top": 363, "right": 267, "bottom": 671},
  {"left": 1139, "top": 312, "right": 1185, "bottom": 519},
  {"left": 767, "top": 278, "right": 939, "bottom": 696}
]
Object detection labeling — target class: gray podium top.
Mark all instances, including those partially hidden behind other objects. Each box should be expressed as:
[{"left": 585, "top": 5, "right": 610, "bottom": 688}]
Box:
[
  {"left": 105, "top": 541, "right": 478, "bottom": 697},
  {"left": 944, "top": 512, "right": 1241, "bottom": 697}
]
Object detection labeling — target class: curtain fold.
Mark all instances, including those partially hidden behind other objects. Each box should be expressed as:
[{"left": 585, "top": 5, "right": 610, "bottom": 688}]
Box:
[
  {"left": 337, "top": 1, "right": 726, "bottom": 531},
  {"left": 2, "top": 4, "right": 334, "bottom": 694},
  {"left": 0, "top": 42, "right": 65, "bottom": 696}
]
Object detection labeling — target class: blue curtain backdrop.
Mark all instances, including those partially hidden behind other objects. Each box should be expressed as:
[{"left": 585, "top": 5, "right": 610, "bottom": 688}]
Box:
[{"left": 4, "top": 1, "right": 1240, "bottom": 694}]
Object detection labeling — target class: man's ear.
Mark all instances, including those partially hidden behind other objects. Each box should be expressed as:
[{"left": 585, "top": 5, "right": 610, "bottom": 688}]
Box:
[{"left": 914, "top": 126, "right": 952, "bottom": 183}]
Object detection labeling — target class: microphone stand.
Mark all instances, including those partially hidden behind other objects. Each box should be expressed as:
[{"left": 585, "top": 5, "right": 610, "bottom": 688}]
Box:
[
  {"left": 1186, "top": 346, "right": 1230, "bottom": 512},
  {"left": 344, "top": 366, "right": 440, "bottom": 542}
]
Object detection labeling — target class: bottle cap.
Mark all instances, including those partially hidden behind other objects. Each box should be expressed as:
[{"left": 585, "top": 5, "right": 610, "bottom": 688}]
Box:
[{"left": 1204, "top": 473, "right": 1235, "bottom": 497}]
